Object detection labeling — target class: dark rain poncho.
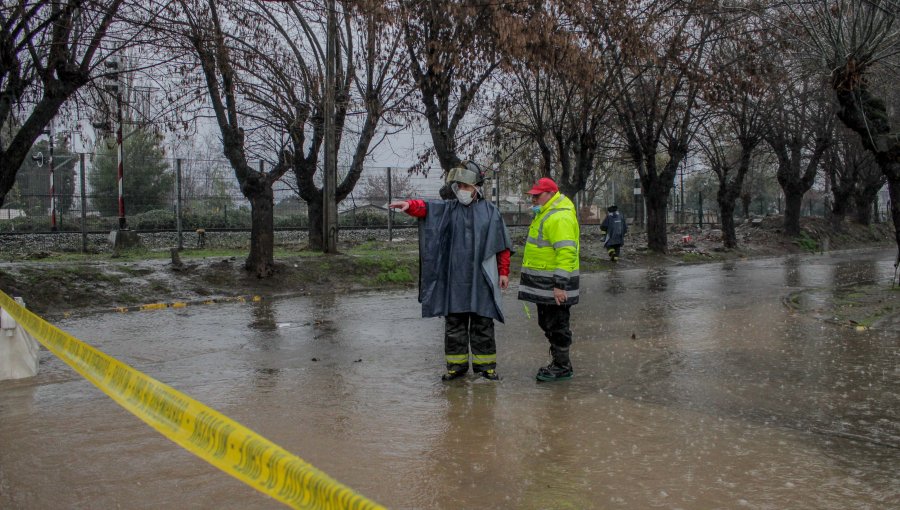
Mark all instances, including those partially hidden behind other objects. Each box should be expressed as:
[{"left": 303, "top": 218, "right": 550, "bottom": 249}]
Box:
[
  {"left": 417, "top": 199, "right": 513, "bottom": 323},
  {"left": 602, "top": 211, "right": 627, "bottom": 248}
]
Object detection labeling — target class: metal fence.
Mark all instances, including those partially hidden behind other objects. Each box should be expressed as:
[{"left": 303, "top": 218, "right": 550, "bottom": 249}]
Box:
[
  {"left": 1, "top": 159, "right": 448, "bottom": 233},
  {"left": 2, "top": 156, "right": 889, "bottom": 233}
]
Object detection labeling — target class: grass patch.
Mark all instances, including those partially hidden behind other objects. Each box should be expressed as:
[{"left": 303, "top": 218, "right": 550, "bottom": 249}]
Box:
[
  {"left": 374, "top": 266, "right": 414, "bottom": 284},
  {"left": 795, "top": 231, "right": 819, "bottom": 252},
  {"left": 148, "top": 280, "right": 171, "bottom": 293},
  {"left": 680, "top": 253, "right": 710, "bottom": 264}
]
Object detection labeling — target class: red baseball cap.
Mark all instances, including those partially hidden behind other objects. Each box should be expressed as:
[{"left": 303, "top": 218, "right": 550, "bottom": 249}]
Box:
[{"left": 526, "top": 177, "right": 558, "bottom": 195}]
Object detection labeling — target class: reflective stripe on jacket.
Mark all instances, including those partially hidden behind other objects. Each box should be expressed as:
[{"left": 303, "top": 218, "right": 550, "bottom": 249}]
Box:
[{"left": 518, "top": 192, "right": 580, "bottom": 305}]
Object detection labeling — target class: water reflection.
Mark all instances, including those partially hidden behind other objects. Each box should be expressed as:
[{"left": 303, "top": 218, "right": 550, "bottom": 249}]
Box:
[
  {"left": 3, "top": 250, "right": 897, "bottom": 509},
  {"left": 312, "top": 293, "right": 339, "bottom": 342},
  {"left": 518, "top": 385, "right": 597, "bottom": 509},
  {"left": 252, "top": 367, "right": 281, "bottom": 391},
  {"left": 249, "top": 300, "right": 278, "bottom": 332},
  {"left": 832, "top": 259, "right": 878, "bottom": 287},
  {"left": 784, "top": 255, "right": 803, "bottom": 287},
  {"left": 646, "top": 267, "right": 669, "bottom": 292},
  {"left": 605, "top": 272, "right": 626, "bottom": 295}
]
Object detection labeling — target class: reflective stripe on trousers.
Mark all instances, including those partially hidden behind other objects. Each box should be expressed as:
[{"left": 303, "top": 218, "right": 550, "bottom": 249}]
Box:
[{"left": 444, "top": 313, "right": 497, "bottom": 371}]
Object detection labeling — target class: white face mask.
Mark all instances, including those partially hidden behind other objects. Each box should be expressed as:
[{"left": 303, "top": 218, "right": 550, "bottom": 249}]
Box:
[{"left": 452, "top": 183, "right": 475, "bottom": 205}]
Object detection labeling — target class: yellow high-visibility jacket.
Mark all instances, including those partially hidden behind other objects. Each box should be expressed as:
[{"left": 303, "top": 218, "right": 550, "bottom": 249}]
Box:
[{"left": 517, "top": 192, "right": 580, "bottom": 305}]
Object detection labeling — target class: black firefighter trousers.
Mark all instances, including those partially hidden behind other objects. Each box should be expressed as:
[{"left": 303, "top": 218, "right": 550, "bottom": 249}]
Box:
[
  {"left": 537, "top": 304, "right": 572, "bottom": 367},
  {"left": 444, "top": 312, "right": 497, "bottom": 374}
]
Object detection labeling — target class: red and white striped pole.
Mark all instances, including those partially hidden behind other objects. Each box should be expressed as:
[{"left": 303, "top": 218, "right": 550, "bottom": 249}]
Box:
[
  {"left": 49, "top": 126, "right": 56, "bottom": 231},
  {"left": 116, "top": 90, "right": 126, "bottom": 229}
]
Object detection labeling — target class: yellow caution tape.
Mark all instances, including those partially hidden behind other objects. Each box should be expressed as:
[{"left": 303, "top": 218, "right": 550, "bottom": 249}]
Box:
[{"left": 0, "top": 290, "right": 386, "bottom": 510}]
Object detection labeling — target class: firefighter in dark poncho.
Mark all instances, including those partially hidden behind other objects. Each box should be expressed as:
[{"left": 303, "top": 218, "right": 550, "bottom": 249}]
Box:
[
  {"left": 389, "top": 161, "right": 513, "bottom": 381},
  {"left": 600, "top": 204, "right": 627, "bottom": 262}
]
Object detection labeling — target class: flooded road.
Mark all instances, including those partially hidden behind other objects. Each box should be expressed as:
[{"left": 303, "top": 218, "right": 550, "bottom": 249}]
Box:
[{"left": 1, "top": 249, "right": 897, "bottom": 509}]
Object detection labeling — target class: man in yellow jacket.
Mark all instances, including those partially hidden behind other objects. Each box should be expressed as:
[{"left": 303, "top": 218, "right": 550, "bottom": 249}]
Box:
[{"left": 518, "top": 178, "right": 580, "bottom": 381}]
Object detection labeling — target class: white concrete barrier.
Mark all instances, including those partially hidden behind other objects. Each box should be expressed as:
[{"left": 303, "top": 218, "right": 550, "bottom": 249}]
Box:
[{"left": 0, "top": 297, "right": 40, "bottom": 380}]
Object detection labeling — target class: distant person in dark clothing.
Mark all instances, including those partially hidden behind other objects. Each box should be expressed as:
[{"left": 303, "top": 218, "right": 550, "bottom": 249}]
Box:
[{"left": 601, "top": 205, "right": 627, "bottom": 262}]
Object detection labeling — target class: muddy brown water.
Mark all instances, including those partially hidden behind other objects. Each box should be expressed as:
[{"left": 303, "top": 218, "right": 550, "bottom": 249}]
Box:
[{"left": 1, "top": 249, "right": 898, "bottom": 509}]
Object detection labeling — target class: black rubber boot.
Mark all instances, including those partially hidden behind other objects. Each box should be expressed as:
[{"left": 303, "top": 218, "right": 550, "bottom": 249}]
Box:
[
  {"left": 441, "top": 368, "right": 468, "bottom": 381},
  {"left": 536, "top": 363, "right": 573, "bottom": 381},
  {"left": 476, "top": 368, "right": 501, "bottom": 381},
  {"left": 536, "top": 346, "right": 573, "bottom": 381}
]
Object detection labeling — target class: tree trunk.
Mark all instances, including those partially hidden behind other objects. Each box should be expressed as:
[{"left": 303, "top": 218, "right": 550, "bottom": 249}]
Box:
[
  {"left": 717, "top": 193, "right": 738, "bottom": 249},
  {"left": 830, "top": 208, "right": 847, "bottom": 231},
  {"left": 721, "top": 202, "right": 737, "bottom": 248},
  {"left": 645, "top": 190, "right": 669, "bottom": 253},
  {"left": 307, "top": 196, "right": 324, "bottom": 251},
  {"left": 243, "top": 178, "right": 276, "bottom": 278},
  {"left": 830, "top": 193, "right": 849, "bottom": 231},
  {"left": 740, "top": 193, "right": 752, "bottom": 220},
  {"left": 832, "top": 80, "right": 900, "bottom": 259},
  {"left": 783, "top": 190, "right": 803, "bottom": 237},
  {"left": 887, "top": 173, "right": 900, "bottom": 257},
  {"left": 852, "top": 201, "right": 871, "bottom": 226},
  {"left": 0, "top": 93, "right": 72, "bottom": 207}
]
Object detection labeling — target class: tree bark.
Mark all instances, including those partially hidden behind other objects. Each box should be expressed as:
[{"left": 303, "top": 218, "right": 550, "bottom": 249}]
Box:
[
  {"left": 852, "top": 200, "right": 871, "bottom": 226},
  {"left": 719, "top": 200, "right": 737, "bottom": 249},
  {"left": 244, "top": 176, "right": 276, "bottom": 278},
  {"left": 783, "top": 189, "right": 804, "bottom": 237},
  {"left": 740, "top": 193, "right": 752, "bottom": 220},
  {"left": 0, "top": 0, "right": 123, "bottom": 206},
  {"left": 830, "top": 198, "right": 849, "bottom": 231},
  {"left": 716, "top": 175, "right": 745, "bottom": 249},
  {"left": 887, "top": 173, "right": 900, "bottom": 253},
  {"left": 307, "top": 195, "right": 324, "bottom": 251},
  {"left": 644, "top": 186, "right": 670, "bottom": 253},
  {"left": 832, "top": 83, "right": 900, "bottom": 257}
]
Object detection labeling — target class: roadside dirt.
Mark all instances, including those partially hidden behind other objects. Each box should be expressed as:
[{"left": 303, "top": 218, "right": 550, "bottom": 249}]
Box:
[{"left": 1, "top": 217, "right": 897, "bottom": 328}]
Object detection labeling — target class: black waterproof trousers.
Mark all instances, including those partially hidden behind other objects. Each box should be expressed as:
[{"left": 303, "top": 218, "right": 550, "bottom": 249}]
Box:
[
  {"left": 607, "top": 244, "right": 623, "bottom": 260},
  {"left": 536, "top": 304, "right": 572, "bottom": 367},
  {"left": 444, "top": 313, "right": 497, "bottom": 374}
]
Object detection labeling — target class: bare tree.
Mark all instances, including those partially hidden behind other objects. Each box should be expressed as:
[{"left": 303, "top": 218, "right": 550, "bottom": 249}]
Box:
[
  {"left": 574, "top": 0, "right": 716, "bottom": 253},
  {"left": 360, "top": 170, "right": 419, "bottom": 202},
  {"left": 697, "top": 14, "right": 775, "bottom": 248},
  {"left": 498, "top": 62, "right": 617, "bottom": 200},
  {"left": 231, "top": 1, "right": 409, "bottom": 250},
  {"left": 850, "top": 154, "right": 888, "bottom": 226},
  {"left": 740, "top": 152, "right": 780, "bottom": 218},
  {"left": 175, "top": 0, "right": 291, "bottom": 277},
  {"left": 786, "top": 0, "right": 900, "bottom": 259},
  {"left": 0, "top": 0, "right": 126, "bottom": 207},
  {"left": 824, "top": 126, "right": 884, "bottom": 229},
  {"left": 399, "top": 0, "right": 500, "bottom": 173},
  {"left": 763, "top": 76, "right": 834, "bottom": 237}
]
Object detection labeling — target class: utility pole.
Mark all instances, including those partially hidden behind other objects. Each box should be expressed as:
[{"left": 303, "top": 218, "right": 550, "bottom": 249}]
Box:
[
  {"left": 679, "top": 165, "right": 684, "bottom": 225},
  {"left": 80, "top": 154, "right": 87, "bottom": 252},
  {"left": 699, "top": 191, "right": 704, "bottom": 228},
  {"left": 176, "top": 158, "right": 183, "bottom": 250},
  {"left": 633, "top": 169, "right": 641, "bottom": 227},
  {"left": 116, "top": 69, "right": 126, "bottom": 230},
  {"left": 386, "top": 167, "right": 393, "bottom": 242},
  {"left": 97, "top": 57, "right": 127, "bottom": 230},
  {"left": 323, "top": 0, "right": 338, "bottom": 253},
  {"left": 493, "top": 152, "right": 501, "bottom": 209}
]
